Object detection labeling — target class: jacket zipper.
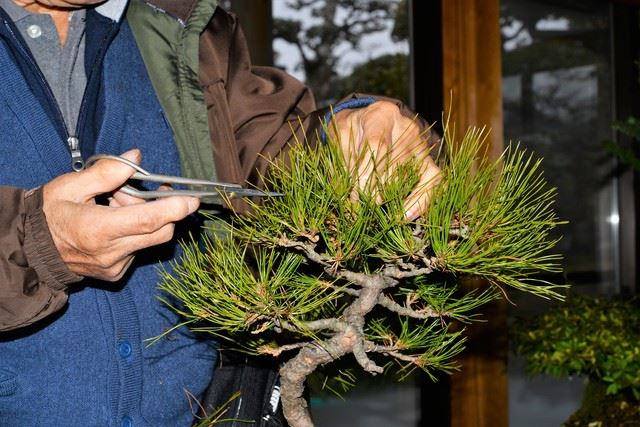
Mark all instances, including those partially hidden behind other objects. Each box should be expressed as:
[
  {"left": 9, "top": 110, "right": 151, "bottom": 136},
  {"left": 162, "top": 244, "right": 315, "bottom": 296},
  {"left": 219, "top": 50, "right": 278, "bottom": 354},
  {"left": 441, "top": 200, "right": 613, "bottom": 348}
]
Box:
[
  {"left": 67, "top": 136, "right": 84, "bottom": 171},
  {"left": 0, "top": 12, "right": 108, "bottom": 172}
]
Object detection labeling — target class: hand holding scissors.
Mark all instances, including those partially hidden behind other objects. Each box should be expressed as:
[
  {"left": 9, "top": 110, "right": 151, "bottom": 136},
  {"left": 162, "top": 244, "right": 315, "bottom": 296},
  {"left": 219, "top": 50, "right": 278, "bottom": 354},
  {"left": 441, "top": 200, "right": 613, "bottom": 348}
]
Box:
[{"left": 43, "top": 149, "right": 260, "bottom": 282}]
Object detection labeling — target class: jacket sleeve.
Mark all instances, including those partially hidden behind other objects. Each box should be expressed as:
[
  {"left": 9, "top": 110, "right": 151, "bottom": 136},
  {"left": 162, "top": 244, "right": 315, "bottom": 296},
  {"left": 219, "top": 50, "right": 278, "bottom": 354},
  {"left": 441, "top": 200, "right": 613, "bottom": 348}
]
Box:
[
  {"left": 199, "top": 8, "right": 440, "bottom": 191},
  {"left": 0, "top": 186, "right": 80, "bottom": 331},
  {"left": 199, "top": 9, "right": 323, "bottom": 189}
]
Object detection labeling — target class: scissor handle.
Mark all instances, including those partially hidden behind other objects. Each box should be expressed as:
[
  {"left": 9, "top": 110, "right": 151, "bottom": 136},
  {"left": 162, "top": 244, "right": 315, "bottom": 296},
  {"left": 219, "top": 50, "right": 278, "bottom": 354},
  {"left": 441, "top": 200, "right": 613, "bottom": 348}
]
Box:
[
  {"left": 85, "top": 154, "right": 149, "bottom": 175},
  {"left": 85, "top": 154, "right": 240, "bottom": 188}
]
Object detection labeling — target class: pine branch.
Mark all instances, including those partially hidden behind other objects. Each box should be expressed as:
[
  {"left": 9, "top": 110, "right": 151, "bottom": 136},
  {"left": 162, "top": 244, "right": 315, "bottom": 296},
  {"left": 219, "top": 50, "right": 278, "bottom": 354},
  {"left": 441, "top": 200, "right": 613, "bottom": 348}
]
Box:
[
  {"left": 382, "top": 263, "right": 435, "bottom": 279},
  {"left": 377, "top": 294, "right": 443, "bottom": 319},
  {"left": 259, "top": 342, "right": 313, "bottom": 357},
  {"left": 277, "top": 236, "right": 333, "bottom": 268},
  {"left": 276, "top": 318, "right": 348, "bottom": 333},
  {"left": 352, "top": 336, "right": 384, "bottom": 374},
  {"left": 158, "top": 117, "right": 566, "bottom": 427}
]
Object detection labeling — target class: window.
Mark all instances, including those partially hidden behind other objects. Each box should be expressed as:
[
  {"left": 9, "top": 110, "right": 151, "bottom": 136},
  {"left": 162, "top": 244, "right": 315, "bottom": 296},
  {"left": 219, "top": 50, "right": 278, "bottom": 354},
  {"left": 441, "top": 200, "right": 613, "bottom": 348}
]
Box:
[
  {"left": 500, "top": 2, "right": 634, "bottom": 425},
  {"left": 502, "top": 0, "right": 617, "bottom": 294}
]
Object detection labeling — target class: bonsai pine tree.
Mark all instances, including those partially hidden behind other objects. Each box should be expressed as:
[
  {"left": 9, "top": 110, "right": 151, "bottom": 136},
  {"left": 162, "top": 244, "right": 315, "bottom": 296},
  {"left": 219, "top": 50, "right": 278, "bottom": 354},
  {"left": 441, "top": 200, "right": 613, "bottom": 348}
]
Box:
[{"left": 159, "top": 120, "right": 565, "bottom": 427}]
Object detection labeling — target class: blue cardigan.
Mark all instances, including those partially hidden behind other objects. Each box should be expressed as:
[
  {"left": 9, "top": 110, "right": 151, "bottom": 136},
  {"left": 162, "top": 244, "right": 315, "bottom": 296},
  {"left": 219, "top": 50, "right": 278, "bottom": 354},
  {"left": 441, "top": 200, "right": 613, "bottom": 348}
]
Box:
[{"left": 0, "top": 9, "right": 215, "bottom": 427}]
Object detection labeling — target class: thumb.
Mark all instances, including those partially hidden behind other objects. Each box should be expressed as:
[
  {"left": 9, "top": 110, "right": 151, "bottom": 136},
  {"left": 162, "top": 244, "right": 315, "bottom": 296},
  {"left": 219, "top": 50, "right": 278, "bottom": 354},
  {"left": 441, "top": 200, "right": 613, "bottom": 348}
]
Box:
[
  {"left": 118, "top": 149, "right": 142, "bottom": 164},
  {"left": 78, "top": 149, "right": 143, "bottom": 201}
]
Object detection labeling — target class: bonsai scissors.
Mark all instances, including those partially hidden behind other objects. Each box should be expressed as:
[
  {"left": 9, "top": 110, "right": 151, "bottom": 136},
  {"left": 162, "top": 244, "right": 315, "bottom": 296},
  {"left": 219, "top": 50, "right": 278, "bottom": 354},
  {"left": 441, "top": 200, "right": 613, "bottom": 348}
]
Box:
[{"left": 85, "top": 154, "right": 282, "bottom": 199}]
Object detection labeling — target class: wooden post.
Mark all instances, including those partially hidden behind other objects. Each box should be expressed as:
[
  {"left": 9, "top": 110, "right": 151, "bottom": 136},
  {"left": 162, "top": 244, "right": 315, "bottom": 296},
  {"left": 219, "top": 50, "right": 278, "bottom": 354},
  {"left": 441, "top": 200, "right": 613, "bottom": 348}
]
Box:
[
  {"left": 441, "top": 1, "right": 507, "bottom": 427},
  {"left": 442, "top": 0, "right": 503, "bottom": 161}
]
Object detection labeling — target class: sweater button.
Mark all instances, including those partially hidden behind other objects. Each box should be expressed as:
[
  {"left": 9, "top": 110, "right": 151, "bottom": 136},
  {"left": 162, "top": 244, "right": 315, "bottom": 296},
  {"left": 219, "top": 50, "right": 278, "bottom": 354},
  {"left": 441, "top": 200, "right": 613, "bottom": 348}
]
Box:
[
  {"left": 26, "top": 24, "right": 42, "bottom": 39},
  {"left": 120, "top": 415, "right": 133, "bottom": 427},
  {"left": 118, "top": 341, "right": 132, "bottom": 358}
]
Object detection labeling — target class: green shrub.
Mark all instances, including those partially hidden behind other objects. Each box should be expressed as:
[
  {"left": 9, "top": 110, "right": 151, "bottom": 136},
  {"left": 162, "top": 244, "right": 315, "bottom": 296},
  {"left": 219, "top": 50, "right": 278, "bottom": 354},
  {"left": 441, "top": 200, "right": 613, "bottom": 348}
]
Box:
[{"left": 513, "top": 294, "right": 640, "bottom": 399}]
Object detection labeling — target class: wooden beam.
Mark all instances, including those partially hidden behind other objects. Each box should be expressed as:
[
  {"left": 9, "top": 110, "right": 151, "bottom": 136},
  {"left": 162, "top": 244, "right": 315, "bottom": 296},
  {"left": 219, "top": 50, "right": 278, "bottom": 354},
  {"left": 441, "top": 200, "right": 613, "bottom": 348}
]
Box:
[
  {"left": 442, "top": 0, "right": 503, "bottom": 161},
  {"left": 449, "top": 280, "right": 508, "bottom": 427},
  {"left": 441, "top": 1, "right": 508, "bottom": 427}
]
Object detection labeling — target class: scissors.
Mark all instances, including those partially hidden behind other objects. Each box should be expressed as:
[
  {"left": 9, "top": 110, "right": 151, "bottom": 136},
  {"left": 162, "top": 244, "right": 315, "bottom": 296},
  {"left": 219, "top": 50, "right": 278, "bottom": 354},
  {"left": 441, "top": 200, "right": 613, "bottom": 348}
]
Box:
[{"left": 85, "top": 154, "right": 283, "bottom": 199}]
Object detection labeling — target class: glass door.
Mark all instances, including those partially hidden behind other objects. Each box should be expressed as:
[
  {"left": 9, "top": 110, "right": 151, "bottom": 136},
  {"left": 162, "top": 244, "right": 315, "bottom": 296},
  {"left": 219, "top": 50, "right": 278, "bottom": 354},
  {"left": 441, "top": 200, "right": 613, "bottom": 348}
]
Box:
[
  {"left": 502, "top": 0, "right": 617, "bottom": 295},
  {"left": 501, "top": 1, "right": 619, "bottom": 425}
]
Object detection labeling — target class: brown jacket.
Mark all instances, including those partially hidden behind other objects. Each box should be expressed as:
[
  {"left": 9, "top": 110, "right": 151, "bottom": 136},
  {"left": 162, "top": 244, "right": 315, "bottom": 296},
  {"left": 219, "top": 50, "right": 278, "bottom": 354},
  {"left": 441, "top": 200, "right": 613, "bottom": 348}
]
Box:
[{"left": 0, "top": 3, "right": 432, "bottom": 331}]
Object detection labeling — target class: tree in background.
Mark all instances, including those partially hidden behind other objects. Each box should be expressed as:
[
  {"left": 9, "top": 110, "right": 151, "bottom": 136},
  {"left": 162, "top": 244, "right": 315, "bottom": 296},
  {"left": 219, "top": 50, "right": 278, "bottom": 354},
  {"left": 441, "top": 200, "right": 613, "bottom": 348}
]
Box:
[
  {"left": 337, "top": 0, "right": 411, "bottom": 104},
  {"left": 390, "top": 0, "right": 408, "bottom": 42},
  {"left": 273, "top": 0, "right": 399, "bottom": 103},
  {"left": 338, "top": 54, "right": 408, "bottom": 103}
]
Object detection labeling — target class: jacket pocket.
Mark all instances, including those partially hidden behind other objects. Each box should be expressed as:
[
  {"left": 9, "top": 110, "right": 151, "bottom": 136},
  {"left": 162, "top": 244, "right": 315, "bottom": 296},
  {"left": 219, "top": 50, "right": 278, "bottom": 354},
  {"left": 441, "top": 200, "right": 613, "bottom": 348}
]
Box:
[{"left": 0, "top": 368, "right": 18, "bottom": 396}]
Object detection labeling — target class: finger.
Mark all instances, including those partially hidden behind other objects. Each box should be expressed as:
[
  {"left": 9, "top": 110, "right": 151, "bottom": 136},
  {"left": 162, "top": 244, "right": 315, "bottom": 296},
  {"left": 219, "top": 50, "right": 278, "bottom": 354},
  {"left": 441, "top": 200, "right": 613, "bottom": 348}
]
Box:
[
  {"left": 359, "top": 103, "right": 412, "bottom": 184},
  {"left": 333, "top": 110, "right": 362, "bottom": 172},
  {"left": 103, "top": 195, "right": 199, "bottom": 237},
  {"left": 113, "top": 256, "right": 136, "bottom": 282},
  {"left": 343, "top": 125, "right": 361, "bottom": 175},
  {"left": 116, "top": 222, "right": 177, "bottom": 254},
  {"left": 110, "top": 190, "right": 143, "bottom": 208},
  {"left": 357, "top": 134, "right": 390, "bottom": 203},
  {"left": 110, "top": 184, "right": 171, "bottom": 207},
  {"left": 404, "top": 157, "right": 442, "bottom": 220},
  {"left": 360, "top": 102, "right": 397, "bottom": 142},
  {"left": 381, "top": 119, "right": 430, "bottom": 206},
  {"left": 119, "top": 148, "right": 142, "bottom": 164},
  {"left": 389, "top": 119, "right": 424, "bottom": 165},
  {"left": 76, "top": 149, "right": 143, "bottom": 201},
  {"left": 97, "top": 255, "right": 136, "bottom": 282},
  {"left": 350, "top": 142, "right": 375, "bottom": 202}
]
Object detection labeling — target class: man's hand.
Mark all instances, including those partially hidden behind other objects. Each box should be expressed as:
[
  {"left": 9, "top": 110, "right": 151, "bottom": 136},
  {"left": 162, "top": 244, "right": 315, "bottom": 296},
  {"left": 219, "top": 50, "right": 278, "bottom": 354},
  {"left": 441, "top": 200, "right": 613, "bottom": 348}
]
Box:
[
  {"left": 331, "top": 101, "right": 441, "bottom": 220},
  {"left": 43, "top": 149, "right": 199, "bottom": 281}
]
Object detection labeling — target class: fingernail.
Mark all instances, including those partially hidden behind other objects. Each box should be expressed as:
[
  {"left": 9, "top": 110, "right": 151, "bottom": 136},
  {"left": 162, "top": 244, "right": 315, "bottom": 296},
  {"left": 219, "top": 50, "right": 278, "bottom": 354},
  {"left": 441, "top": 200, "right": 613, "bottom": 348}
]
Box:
[
  {"left": 187, "top": 198, "right": 200, "bottom": 214},
  {"left": 405, "top": 207, "right": 418, "bottom": 221},
  {"left": 121, "top": 149, "right": 141, "bottom": 163}
]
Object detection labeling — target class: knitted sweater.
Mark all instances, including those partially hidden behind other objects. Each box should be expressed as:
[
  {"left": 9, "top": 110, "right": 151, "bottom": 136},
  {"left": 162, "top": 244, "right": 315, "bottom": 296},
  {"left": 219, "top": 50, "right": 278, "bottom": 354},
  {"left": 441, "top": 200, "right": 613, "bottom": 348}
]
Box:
[{"left": 0, "top": 7, "right": 215, "bottom": 426}]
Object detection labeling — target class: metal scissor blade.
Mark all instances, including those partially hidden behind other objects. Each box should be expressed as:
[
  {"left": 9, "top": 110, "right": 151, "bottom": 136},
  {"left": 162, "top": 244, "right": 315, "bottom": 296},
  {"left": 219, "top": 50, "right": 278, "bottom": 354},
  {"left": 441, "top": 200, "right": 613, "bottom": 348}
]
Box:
[
  {"left": 121, "top": 185, "right": 283, "bottom": 200},
  {"left": 130, "top": 172, "right": 243, "bottom": 189},
  {"left": 129, "top": 172, "right": 281, "bottom": 198}
]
